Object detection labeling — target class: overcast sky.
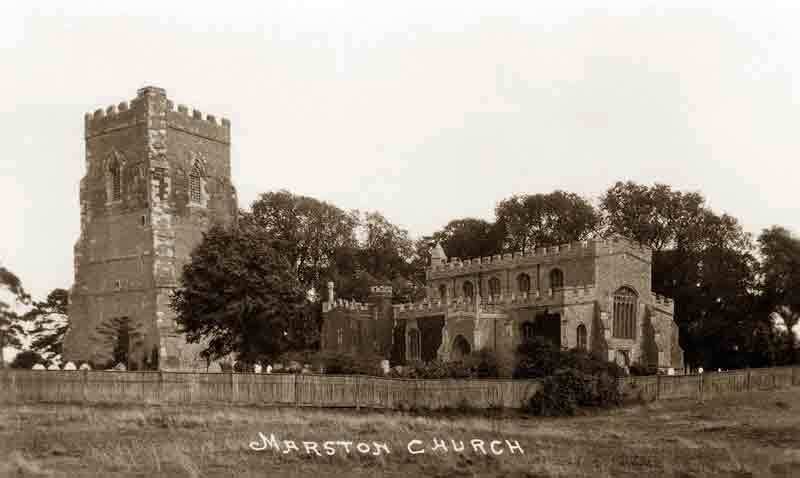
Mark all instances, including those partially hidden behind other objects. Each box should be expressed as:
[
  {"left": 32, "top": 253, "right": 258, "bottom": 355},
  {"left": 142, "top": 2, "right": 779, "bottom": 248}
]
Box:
[{"left": 1, "top": 1, "right": 799, "bottom": 301}]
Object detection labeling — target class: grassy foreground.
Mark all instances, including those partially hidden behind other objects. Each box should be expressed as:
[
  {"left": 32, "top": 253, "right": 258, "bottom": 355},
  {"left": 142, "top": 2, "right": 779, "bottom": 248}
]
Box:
[{"left": 1, "top": 389, "right": 800, "bottom": 477}]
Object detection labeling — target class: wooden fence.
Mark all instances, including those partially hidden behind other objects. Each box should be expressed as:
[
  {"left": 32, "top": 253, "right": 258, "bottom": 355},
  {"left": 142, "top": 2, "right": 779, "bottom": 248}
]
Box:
[
  {"left": 0, "top": 370, "right": 541, "bottom": 410},
  {"left": 1, "top": 366, "right": 798, "bottom": 410}
]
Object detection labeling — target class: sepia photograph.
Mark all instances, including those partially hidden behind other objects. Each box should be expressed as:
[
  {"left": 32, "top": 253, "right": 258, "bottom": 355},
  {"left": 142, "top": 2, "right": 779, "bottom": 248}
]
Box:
[{"left": 1, "top": 2, "right": 799, "bottom": 477}]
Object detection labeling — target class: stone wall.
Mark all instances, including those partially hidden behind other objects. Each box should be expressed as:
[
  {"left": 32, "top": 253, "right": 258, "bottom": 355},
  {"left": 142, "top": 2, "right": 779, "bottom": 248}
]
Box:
[{"left": 65, "top": 87, "right": 236, "bottom": 371}]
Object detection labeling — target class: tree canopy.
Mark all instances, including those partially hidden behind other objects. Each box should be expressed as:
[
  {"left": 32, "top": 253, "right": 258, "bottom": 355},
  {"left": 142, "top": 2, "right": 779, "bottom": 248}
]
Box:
[{"left": 170, "top": 222, "right": 311, "bottom": 364}]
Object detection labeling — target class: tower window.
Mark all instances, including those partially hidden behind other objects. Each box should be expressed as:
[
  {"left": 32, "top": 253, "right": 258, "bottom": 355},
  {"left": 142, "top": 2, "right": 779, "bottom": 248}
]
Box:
[
  {"left": 108, "top": 156, "right": 122, "bottom": 202},
  {"left": 189, "top": 162, "right": 203, "bottom": 203}
]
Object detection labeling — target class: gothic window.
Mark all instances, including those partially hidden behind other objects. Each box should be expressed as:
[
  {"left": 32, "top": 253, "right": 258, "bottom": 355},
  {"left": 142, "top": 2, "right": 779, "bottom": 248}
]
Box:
[
  {"left": 517, "top": 273, "right": 531, "bottom": 295},
  {"left": 108, "top": 156, "right": 122, "bottom": 202},
  {"left": 612, "top": 287, "right": 638, "bottom": 339},
  {"left": 438, "top": 284, "right": 447, "bottom": 300},
  {"left": 488, "top": 277, "right": 501, "bottom": 300},
  {"left": 189, "top": 161, "right": 203, "bottom": 204},
  {"left": 336, "top": 328, "right": 343, "bottom": 346},
  {"left": 549, "top": 268, "right": 564, "bottom": 289},
  {"left": 462, "top": 281, "right": 474, "bottom": 300},
  {"left": 521, "top": 322, "right": 535, "bottom": 341},
  {"left": 408, "top": 329, "right": 421, "bottom": 361},
  {"left": 577, "top": 324, "right": 587, "bottom": 350}
]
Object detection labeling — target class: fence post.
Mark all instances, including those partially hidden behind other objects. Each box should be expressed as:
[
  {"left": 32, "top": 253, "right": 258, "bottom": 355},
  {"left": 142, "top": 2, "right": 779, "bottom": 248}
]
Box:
[
  {"left": 158, "top": 370, "right": 164, "bottom": 404},
  {"left": 294, "top": 373, "right": 299, "bottom": 407},
  {"left": 355, "top": 375, "right": 360, "bottom": 410},
  {"left": 82, "top": 369, "right": 88, "bottom": 403},
  {"left": 698, "top": 372, "right": 704, "bottom": 402},
  {"left": 655, "top": 374, "right": 660, "bottom": 401}
]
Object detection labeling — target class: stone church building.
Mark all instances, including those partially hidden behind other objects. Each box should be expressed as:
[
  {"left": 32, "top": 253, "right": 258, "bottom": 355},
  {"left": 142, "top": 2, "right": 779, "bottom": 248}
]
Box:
[
  {"left": 322, "top": 236, "right": 684, "bottom": 371},
  {"left": 63, "top": 86, "right": 238, "bottom": 370}
]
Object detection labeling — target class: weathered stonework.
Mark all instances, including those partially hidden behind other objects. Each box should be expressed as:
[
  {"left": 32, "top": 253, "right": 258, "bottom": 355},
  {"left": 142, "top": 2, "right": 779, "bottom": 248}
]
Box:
[
  {"left": 63, "top": 86, "right": 237, "bottom": 371},
  {"left": 321, "top": 236, "right": 684, "bottom": 372}
]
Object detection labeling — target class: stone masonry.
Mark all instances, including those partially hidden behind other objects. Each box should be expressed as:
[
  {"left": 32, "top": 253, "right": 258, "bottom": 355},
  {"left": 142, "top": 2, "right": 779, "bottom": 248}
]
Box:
[
  {"left": 321, "top": 236, "right": 684, "bottom": 372},
  {"left": 63, "top": 86, "right": 238, "bottom": 371}
]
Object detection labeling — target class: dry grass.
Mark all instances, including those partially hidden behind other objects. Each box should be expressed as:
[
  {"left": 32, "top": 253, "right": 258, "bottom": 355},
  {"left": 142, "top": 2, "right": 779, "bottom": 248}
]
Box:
[{"left": 1, "top": 389, "right": 800, "bottom": 477}]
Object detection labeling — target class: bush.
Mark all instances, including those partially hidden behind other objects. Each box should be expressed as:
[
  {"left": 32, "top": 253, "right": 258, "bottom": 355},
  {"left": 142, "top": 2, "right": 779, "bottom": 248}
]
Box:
[
  {"left": 513, "top": 337, "right": 563, "bottom": 378},
  {"left": 628, "top": 362, "right": 658, "bottom": 376},
  {"left": 314, "top": 352, "right": 384, "bottom": 376},
  {"left": 527, "top": 367, "right": 622, "bottom": 416}
]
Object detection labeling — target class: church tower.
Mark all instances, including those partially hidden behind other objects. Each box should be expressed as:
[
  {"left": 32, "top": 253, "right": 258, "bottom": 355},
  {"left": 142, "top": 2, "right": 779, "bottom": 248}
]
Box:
[{"left": 63, "top": 86, "right": 238, "bottom": 370}]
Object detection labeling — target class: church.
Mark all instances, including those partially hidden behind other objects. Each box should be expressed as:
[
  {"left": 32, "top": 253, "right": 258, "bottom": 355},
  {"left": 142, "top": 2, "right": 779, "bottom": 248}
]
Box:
[{"left": 321, "top": 236, "right": 684, "bottom": 371}]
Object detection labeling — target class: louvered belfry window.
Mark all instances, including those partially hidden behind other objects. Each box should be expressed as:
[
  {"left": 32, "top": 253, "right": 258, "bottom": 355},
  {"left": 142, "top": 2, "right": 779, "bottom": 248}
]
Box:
[
  {"left": 190, "top": 162, "right": 202, "bottom": 203},
  {"left": 613, "top": 287, "right": 638, "bottom": 339},
  {"left": 110, "top": 161, "right": 121, "bottom": 201}
]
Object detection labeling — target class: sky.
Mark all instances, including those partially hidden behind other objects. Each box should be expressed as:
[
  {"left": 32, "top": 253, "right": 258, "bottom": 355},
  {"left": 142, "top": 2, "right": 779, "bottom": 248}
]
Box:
[{"left": 1, "top": 1, "right": 800, "bottom": 303}]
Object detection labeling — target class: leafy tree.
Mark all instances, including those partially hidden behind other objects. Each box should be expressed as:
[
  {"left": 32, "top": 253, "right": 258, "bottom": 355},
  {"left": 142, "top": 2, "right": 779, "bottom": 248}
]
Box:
[
  {"left": 10, "top": 350, "right": 45, "bottom": 369},
  {"left": 759, "top": 226, "right": 800, "bottom": 333},
  {"left": 495, "top": 191, "right": 600, "bottom": 252},
  {"left": 422, "top": 218, "right": 505, "bottom": 261},
  {"left": 248, "top": 190, "right": 359, "bottom": 291},
  {"left": 170, "top": 222, "right": 311, "bottom": 364},
  {"left": 23, "top": 288, "right": 69, "bottom": 362},
  {"left": 600, "top": 181, "right": 764, "bottom": 368},
  {"left": 0, "top": 266, "right": 30, "bottom": 369}
]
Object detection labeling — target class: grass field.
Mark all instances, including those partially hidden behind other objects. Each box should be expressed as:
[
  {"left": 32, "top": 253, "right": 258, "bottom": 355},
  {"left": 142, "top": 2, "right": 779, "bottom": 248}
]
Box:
[{"left": 2, "top": 389, "right": 800, "bottom": 478}]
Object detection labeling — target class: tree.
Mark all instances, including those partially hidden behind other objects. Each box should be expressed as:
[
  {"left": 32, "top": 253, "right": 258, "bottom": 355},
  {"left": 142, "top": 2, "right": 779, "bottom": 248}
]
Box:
[
  {"left": 170, "top": 222, "right": 311, "bottom": 365},
  {"left": 600, "top": 181, "right": 763, "bottom": 368},
  {"left": 248, "top": 190, "right": 359, "bottom": 291},
  {"left": 759, "top": 226, "right": 800, "bottom": 333},
  {"left": 495, "top": 191, "right": 600, "bottom": 252},
  {"left": 10, "top": 350, "right": 45, "bottom": 369},
  {"left": 423, "top": 218, "right": 505, "bottom": 261},
  {"left": 23, "top": 288, "right": 69, "bottom": 362},
  {"left": 0, "top": 266, "right": 30, "bottom": 369}
]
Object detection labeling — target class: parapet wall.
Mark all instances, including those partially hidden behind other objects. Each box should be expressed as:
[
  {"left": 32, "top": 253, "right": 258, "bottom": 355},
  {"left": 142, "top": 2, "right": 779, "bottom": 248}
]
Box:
[
  {"left": 84, "top": 87, "right": 230, "bottom": 144},
  {"left": 429, "top": 236, "right": 652, "bottom": 280}
]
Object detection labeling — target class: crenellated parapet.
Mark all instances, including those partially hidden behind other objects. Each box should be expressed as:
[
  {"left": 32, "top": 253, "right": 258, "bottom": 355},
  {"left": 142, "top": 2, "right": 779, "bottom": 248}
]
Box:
[
  {"left": 84, "top": 86, "right": 230, "bottom": 143},
  {"left": 166, "top": 101, "right": 230, "bottom": 144},
  {"left": 651, "top": 292, "right": 675, "bottom": 315},
  {"left": 427, "top": 235, "right": 652, "bottom": 280},
  {"left": 393, "top": 285, "right": 598, "bottom": 320},
  {"left": 322, "top": 298, "right": 373, "bottom": 315}
]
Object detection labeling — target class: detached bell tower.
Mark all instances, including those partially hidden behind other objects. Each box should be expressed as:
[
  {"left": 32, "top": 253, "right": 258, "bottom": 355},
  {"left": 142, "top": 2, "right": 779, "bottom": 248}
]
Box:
[{"left": 64, "top": 86, "right": 238, "bottom": 370}]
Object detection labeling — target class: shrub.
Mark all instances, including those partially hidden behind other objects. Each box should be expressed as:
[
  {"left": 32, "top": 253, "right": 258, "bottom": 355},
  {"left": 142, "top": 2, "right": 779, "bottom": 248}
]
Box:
[
  {"left": 314, "top": 352, "right": 384, "bottom": 376},
  {"left": 513, "top": 337, "right": 563, "bottom": 378},
  {"left": 628, "top": 362, "right": 658, "bottom": 376},
  {"left": 527, "top": 367, "right": 622, "bottom": 416}
]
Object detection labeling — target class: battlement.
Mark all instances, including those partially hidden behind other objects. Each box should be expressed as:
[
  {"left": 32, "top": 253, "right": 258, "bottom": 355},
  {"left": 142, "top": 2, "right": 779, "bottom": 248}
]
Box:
[
  {"left": 322, "top": 298, "right": 374, "bottom": 315},
  {"left": 428, "top": 235, "right": 651, "bottom": 279},
  {"left": 393, "top": 285, "right": 598, "bottom": 319},
  {"left": 84, "top": 86, "right": 231, "bottom": 143},
  {"left": 652, "top": 292, "right": 675, "bottom": 314}
]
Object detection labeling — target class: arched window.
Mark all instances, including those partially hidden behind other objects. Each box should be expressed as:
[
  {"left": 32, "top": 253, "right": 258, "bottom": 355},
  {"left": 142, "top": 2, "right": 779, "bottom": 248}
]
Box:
[
  {"left": 549, "top": 268, "right": 564, "bottom": 289},
  {"left": 109, "top": 157, "right": 122, "bottom": 202},
  {"left": 488, "top": 277, "right": 501, "bottom": 300},
  {"left": 189, "top": 161, "right": 203, "bottom": 204},
  {"left": 408, "top": 329, "right": 421, "bottom": 361},
  {"left": 517, "top": 273, "right": 531, "bottom": 295},
  {"left": 612, "top": 287, "right": 638, "bottom": 339},
  {"left": 438, "top": 284, "right": 447, "bottom": 300},
  {"left": 521, "top": 322, "right": 535, "bottom": 341},
  {"left": 462, "top": 281, "right": 474, "bottom": 299},
  {"left": 576, "top": 324, "right": 587, "bottom": 350}
]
